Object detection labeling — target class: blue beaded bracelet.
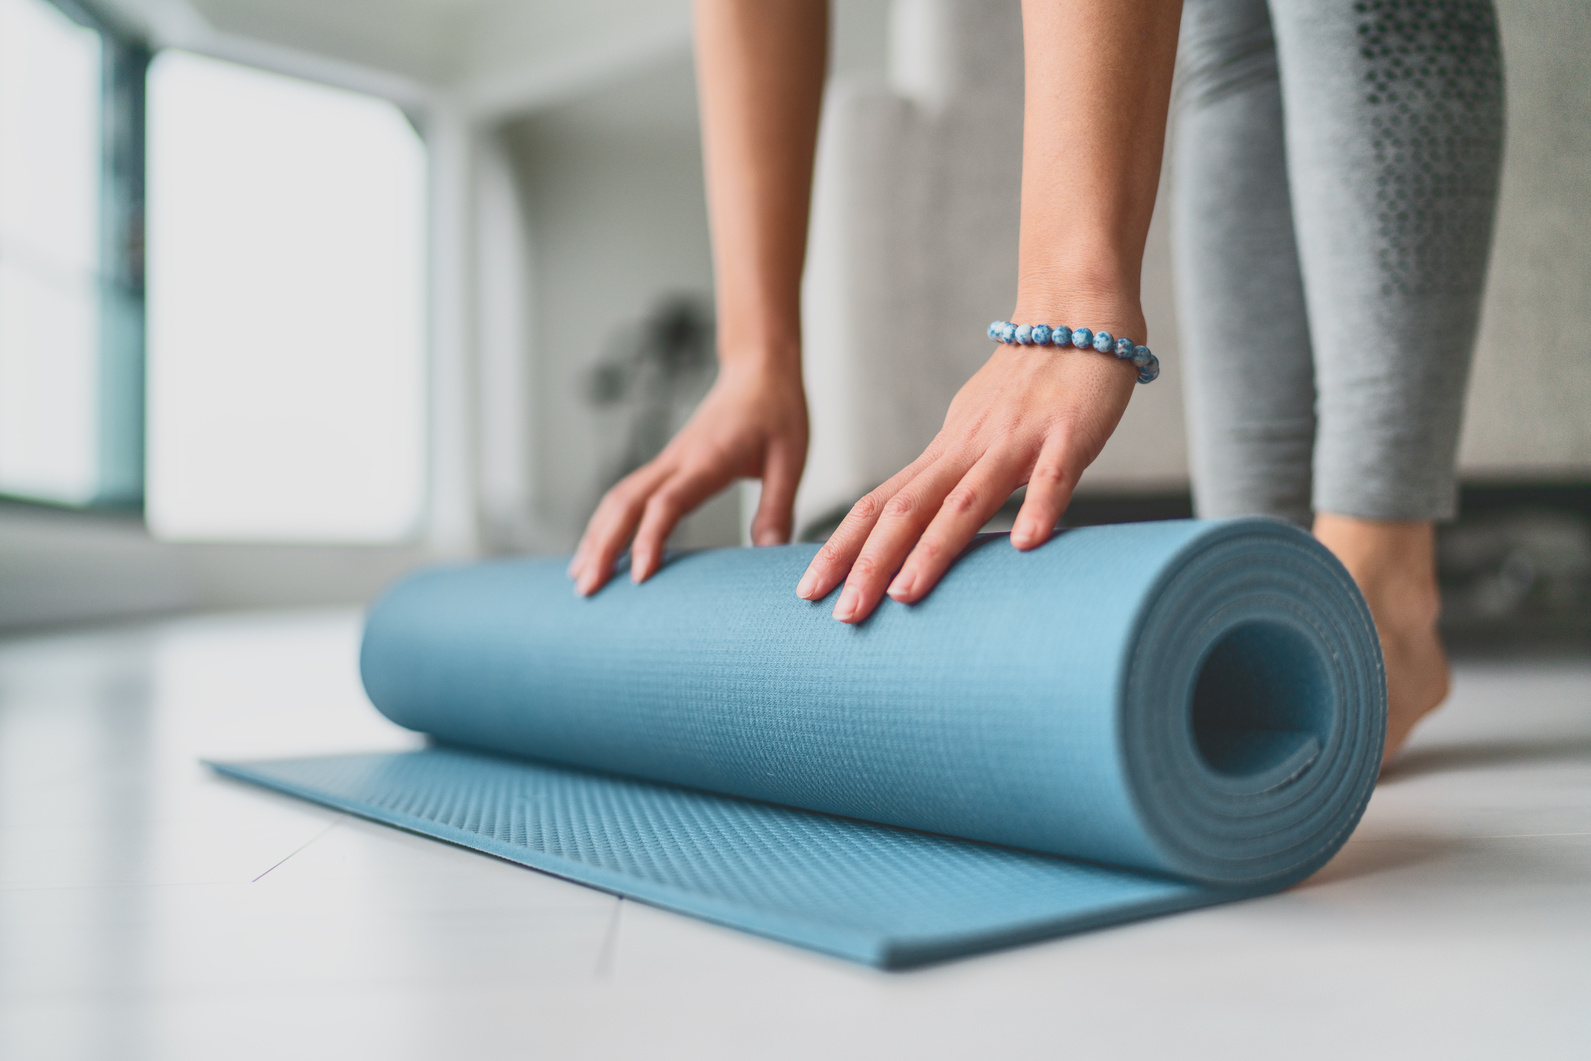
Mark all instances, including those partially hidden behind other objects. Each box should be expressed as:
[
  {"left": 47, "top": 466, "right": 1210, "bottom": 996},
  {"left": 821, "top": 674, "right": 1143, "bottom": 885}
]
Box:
[{"left": 987, "top": 319, "right": 1160, "bottom": 384}]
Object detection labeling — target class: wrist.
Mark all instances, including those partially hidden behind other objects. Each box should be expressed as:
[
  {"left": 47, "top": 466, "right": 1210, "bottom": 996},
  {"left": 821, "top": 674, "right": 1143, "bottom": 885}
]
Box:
[
  {"left": 716, "top": 339, "right": 804, "bottom": 386},
  {"left": 1006, "top": 304, "right": 1149, "bottom": 351},
  {"left": 715, "top": 303, "right": 801, "bottom": 370},
  {"left": 997, "top": 273, "right": 1153, "bottom": 385},
  {"left": 1013, "top": 264, "right": 1147, "bottom": 345}
]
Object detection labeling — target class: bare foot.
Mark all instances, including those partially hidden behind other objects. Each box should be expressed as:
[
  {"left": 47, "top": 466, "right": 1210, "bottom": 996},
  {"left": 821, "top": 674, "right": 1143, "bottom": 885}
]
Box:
[{"left": 1313, "top": 513, "right": 1451, "bottom": 768}]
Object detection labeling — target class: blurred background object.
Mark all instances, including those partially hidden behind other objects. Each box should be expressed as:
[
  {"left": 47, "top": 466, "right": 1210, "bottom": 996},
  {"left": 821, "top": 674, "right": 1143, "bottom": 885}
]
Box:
[
  {"left": 0, "top": 0, "right": 1586, "bottom": 648},
  {"left": 583, "top": 294, "right": 716, "bottom": 495},
  {"left": 1436, "top": 486, "right": 1591, "bottom": 650}
]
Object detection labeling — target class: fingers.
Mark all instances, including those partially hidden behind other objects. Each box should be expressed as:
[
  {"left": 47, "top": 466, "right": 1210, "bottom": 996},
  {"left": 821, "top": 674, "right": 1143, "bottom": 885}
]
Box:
[
  {"left": 795, "top": 449, "right": 938, "bottom": 602},
  {"left": 572, "top": 433, "right": 798, "bottom": 594},
  {"left": 571, "top": 465, "right": 669, "bottom": 596},
  {"left": 887, "top": 449, "right": 1025, "bottom": 604},
  {"left": 628, "top": 462, "right": 735, "bottom": 583},
  {"left": 569, "top": 361, "right": 810, "bottom": 594},
  {"left": 1011, "top": 434, "right": 1077, "bottom": 550},
  {"left": 794, "top": 430, "right": 1077, "bottom": 621},
  {"left": 830, "top": 457, "right": 969, "bottom": 623},
  {"left": 750, "top": 439, "right": 802, "bottom": 547}
]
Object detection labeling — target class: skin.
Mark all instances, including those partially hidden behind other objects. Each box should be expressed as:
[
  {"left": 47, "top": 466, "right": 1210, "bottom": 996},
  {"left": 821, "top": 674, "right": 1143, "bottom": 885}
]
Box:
[
  {"left": 569, "top": 0, "right": 822, "bottom": 596},
  {"left": 798, "top": 0, "right": 1177, "bottom": 621},
  {"left": 572, "top": 0, "right": 1177, "bottom": 607},
  {"left": 1315, "top": 514, "right": 1450, "bottom": 766},
  {"left": 571, "top": 0, "right": 1453, "bottom": 760}
]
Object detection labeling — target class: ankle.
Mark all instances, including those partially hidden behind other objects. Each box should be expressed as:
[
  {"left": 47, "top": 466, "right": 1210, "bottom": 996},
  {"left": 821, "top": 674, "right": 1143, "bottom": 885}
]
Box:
[{"left": 1312, "top": 513, "right": 1442, "bottom": 634}]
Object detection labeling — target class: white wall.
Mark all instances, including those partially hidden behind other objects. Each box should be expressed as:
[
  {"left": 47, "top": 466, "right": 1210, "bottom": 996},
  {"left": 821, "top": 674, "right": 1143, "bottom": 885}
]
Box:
[
  {"left": 1457, "top": 0, "right": 1591, "bottom": 479},
  {"left": 0, "top": 502, "right": 425, "bottom": 631},
  {"left": 503, "top": 55, "right": 734, "bottom": 551}
]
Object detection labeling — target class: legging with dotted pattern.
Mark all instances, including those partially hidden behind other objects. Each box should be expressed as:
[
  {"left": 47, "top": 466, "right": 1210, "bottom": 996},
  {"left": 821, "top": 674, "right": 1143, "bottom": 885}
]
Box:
[{"left": 1172, "top": 0, "right": 1505, "bottom": 525}]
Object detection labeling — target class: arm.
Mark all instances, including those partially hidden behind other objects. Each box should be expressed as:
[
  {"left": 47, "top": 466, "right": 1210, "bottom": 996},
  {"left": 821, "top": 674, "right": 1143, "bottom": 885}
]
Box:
[
  {"left": 795, "top": 0, "right": 1182, "bottom": 622},
  {"left": 570, "top": 0, "right": 826, "bottom": 595}
]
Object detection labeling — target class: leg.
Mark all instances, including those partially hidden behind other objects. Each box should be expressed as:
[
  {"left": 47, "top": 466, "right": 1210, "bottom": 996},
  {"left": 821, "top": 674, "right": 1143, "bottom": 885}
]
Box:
[
  {"left": 1313, "top": 513, "right": 1450, "bottom": 766},
  {"left": 1172, "top": 0, "right": 1316, "bottom": 527},
  {"left": 1270, "top": 0, "right": 1505, "bottom": 762}
]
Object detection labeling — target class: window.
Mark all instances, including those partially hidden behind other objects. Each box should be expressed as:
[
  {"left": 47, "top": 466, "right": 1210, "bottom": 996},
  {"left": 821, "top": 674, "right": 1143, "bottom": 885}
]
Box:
[
  {"left": 145, "top": 52, "right": 426, "bottom": 542},
  {"left": 0, "top": 0, "right": 143, "bottom": 507}
]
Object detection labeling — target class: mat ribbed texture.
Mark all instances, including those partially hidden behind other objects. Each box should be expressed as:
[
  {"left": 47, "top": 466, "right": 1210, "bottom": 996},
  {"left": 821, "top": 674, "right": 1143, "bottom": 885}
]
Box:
[
  {"left": 216, "top": 519, "right": 1385, "bottom": 967},
  {"left": 215, "top": 749, "right": 1208, "bottom": 966}
]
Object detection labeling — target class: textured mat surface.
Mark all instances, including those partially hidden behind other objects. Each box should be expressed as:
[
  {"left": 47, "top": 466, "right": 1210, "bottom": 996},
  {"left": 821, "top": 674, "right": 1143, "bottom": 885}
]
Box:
[
  {"left": 214, "top": 750, "right": 1214, "bottom": 967},
  {"left": 217, "top": 519, "right": 1386, "bottom": 966}
]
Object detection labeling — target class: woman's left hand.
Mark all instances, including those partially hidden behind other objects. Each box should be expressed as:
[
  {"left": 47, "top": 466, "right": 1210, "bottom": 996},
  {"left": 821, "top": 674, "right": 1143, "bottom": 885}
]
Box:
[{"left": 795, "top": 338, "right": 1138, "bottom": 622}]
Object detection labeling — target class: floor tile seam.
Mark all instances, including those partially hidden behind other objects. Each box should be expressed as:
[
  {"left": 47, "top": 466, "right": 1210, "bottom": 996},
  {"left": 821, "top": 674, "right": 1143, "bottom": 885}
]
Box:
[
  {"left": 251, "top": 816, "right": 346, "bottom": 882},
  {"left": 594, "top": 896, "right": 623, "bottom": 979}
]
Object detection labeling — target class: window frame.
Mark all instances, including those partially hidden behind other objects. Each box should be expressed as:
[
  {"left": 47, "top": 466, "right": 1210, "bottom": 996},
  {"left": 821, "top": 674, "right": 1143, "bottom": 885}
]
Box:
[{"left": 0, "top": 0, "right": 148, "bottom": 513}]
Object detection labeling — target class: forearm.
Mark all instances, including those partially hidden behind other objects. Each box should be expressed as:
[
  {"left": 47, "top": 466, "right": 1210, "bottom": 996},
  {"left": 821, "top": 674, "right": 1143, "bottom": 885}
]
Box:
[
  {"left": 1012, "top": 0, "right": 1182, "bottom": 339},
  {"left": 694, "top": 0, "right": 827, "bottom": 374},
  {"left": 798, "top": 1, "right": 1182, "bottom": 619}
]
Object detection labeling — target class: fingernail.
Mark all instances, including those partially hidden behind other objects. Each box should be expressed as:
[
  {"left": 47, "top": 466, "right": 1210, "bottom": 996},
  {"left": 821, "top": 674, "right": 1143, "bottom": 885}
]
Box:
[
  {"left": 754, "top": 529, "right": 777, "bottom": 547},
  {"left": 832, "top": 585, "right": 858, "bottom": 621},
  {"left": 887, "top": 573, "right": 914, "bottom": 600},
  {"left": 796, "top": 570, "right": 817, "bottom": 599}
]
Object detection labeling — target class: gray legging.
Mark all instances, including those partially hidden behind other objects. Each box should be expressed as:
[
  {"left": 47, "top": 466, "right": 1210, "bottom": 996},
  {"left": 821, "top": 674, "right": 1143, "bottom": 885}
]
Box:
[{"left": 1172, "top": 0, "right": 1505, "bottom": 526}]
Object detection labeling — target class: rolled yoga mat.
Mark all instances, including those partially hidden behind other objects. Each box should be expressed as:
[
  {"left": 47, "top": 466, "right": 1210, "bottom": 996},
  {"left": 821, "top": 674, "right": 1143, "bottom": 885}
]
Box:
[{"left": 214, "top": 518, "right": 1385, "bottom": 967}]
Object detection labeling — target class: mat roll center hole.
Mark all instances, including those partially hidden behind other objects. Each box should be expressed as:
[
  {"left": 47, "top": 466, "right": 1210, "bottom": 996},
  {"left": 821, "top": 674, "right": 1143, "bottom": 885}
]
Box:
[{"left": 1189, "top": 621, "right": 1333, "bottom": 778}]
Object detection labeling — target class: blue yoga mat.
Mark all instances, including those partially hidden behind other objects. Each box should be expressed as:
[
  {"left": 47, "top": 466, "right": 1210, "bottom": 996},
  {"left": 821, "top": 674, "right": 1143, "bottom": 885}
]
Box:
[{"left": 214, "top": 518, "right": 1385, "bottom": 967}]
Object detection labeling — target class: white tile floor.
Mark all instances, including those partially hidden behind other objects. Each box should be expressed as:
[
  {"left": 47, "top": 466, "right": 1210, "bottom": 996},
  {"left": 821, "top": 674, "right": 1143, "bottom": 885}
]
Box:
[{"left": 1, "top": 610, "right": 1588, "bottom": 1061}]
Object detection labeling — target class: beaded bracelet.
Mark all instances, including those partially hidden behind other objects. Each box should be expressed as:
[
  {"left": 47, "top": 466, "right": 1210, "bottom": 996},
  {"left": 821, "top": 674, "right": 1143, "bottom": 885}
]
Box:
[{"left": 987, "top": 320, "right": 1160, "bottom": 384}]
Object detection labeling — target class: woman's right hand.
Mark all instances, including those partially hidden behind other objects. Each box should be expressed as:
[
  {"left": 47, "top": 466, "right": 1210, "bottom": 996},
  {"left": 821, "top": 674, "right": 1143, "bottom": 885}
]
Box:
[{"left": 569, "top": 361, "right": 809, "bottom": 596}]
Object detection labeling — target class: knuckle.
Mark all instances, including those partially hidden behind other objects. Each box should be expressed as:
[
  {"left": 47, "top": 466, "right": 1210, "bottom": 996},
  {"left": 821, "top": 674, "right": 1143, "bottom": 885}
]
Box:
[
  {"left": 679, "top": 452, "right": 724, "bottom": 479},
  {"left": 614, "top": 467, "right": 656, "bottom": 497},
  {"left": 1030, "top": 460, "right": 1071, "bottom": 487},
  {"left": 882, "top": 492, "right": 919, "bottom": 520},
  {"left": 815, "top": 540, "right": 849, "bottom": 567},
  {"left": 606, "top": 486, "right": 647, "bottom": 518},
  {"left": 849, "top": 554, "right": 882, "bottom": 580},
  {"left": 581, "top": 518, "right": 616, "bottom": 548},
  {"left": 644, "top": 491, "right": 682, "bottom": 522},
  {"left": 912, "top": 536, "right": 946, "bottom": 565},
  {"left": 848, "top": 493, "right": 884, "bottom": 523},
  {"left": 942, "top": 486, "right": 979, "bottom": 516},
  {"left": 1047, "top": 421, "right": 1088, "bottom": 456}
]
